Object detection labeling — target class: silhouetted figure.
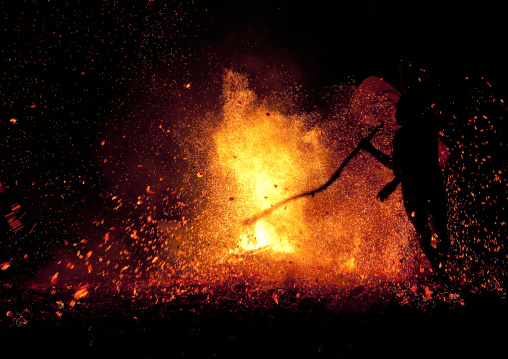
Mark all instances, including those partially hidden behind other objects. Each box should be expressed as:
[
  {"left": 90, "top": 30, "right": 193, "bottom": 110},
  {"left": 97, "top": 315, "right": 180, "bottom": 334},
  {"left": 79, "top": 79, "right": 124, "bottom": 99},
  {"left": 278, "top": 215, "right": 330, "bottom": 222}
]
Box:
[{"left": 361, "top": 88, "right": 451, "bottom": 280}]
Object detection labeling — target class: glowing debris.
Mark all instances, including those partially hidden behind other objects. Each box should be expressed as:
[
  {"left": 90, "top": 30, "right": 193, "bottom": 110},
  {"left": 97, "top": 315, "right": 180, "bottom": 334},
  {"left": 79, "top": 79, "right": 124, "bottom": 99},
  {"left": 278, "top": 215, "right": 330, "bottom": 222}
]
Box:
[
  {"left": 272, "top": 292, "right": 279, "bottom": 305},
  {"left": 73, "top": 284, "right": 90, "bottom": 300},
  {"left": 50, "top": 272, "right": 59, "bottom": 285}
]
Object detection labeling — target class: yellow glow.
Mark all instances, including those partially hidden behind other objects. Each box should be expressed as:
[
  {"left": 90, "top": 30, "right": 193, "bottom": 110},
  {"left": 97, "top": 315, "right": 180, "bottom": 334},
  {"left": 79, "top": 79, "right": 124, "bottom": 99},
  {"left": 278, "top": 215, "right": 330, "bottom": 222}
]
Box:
[{"left": 214, "top": 71, "right": 328, "bottom": 255}]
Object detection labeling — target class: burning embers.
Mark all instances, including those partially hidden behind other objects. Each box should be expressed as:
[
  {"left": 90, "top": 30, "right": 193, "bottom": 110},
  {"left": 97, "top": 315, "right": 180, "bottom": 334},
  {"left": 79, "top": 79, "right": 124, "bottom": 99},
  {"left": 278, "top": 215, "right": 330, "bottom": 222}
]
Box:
[{"left": 48, "top": 70, "right": 418, "bottom": 291}]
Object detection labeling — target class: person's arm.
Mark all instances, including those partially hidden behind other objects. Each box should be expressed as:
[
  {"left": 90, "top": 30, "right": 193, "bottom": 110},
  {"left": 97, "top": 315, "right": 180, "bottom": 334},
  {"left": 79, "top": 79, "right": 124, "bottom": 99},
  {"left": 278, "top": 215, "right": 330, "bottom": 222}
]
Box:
[
  {"left": 377, "top": 176, "right": 401, "bottom": 201},
  {"left": 359, "top": 139, "right": 392, "bottom": 169}
]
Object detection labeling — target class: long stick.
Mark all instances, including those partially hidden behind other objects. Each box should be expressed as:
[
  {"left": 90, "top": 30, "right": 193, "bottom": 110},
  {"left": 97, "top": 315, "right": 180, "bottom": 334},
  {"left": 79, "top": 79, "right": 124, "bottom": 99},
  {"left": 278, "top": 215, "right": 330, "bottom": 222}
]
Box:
[{"left": 242, "top": 124, "right": 384, "bottom": 226}]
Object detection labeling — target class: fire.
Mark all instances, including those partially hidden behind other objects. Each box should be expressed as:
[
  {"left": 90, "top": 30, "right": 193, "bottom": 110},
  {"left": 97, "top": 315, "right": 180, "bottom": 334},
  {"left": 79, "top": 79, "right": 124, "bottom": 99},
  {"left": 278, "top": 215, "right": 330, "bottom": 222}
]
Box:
[
  {"left": 213, "top": 71, "right": 329, "bottom": 256},
  {"left": 198, "top": 70, "right": 418, "bottom": 284},
  {"left": 134, "top": 69, "right": 416, "bottom": 285},
  {"left": 94, "top": 69, "right": 417, "bottom": 287}
]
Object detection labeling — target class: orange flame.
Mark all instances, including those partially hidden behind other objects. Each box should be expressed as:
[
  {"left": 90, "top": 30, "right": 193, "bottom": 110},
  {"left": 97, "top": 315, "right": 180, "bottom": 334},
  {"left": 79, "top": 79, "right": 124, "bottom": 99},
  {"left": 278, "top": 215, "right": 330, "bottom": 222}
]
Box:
[{"left": 212, "top": 71, "right": 330, "bottom": 257}]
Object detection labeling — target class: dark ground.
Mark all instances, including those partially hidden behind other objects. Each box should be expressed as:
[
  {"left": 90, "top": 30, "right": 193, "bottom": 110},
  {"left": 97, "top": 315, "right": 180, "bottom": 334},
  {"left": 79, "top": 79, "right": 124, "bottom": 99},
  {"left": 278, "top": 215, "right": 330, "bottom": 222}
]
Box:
[{"left": 1, "top": 279, "right": 507, "bottom": 359}]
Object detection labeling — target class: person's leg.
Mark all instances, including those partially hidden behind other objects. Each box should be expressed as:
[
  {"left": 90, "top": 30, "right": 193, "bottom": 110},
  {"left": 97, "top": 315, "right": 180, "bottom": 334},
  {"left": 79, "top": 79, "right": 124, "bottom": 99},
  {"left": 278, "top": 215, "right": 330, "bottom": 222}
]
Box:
[
  {"left": 410, "top": 208, "right": 449, "bottom": 279},
  {"left": 429, "top": 181, "right": 451, "bottom": 255}
]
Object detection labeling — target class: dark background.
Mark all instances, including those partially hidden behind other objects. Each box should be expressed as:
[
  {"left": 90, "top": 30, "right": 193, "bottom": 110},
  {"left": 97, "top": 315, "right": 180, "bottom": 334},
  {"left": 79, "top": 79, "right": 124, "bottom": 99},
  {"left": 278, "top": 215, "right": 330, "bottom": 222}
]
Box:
[
  {"left": 1, "top": 0, "right": 507, "bottom": 272},
  {"left": 202, "top": 1, "right": 508, "bottom": 91}
]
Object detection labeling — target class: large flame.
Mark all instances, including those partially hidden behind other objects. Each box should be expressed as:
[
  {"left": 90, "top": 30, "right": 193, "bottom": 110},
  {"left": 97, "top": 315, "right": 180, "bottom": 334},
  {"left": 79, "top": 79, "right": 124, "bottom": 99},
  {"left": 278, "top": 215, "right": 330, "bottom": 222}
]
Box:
[{"left": 213, "top": 71, "right": 330, "bottom": 256}]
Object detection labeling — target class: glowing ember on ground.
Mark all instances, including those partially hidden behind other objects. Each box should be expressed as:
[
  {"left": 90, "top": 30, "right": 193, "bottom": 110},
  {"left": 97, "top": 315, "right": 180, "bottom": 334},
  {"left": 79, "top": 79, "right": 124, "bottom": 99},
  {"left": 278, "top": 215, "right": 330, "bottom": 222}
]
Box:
[
  {"left": 50, "top": 272, "right": 59, "bottom": 285},
  {"left": 73, "top": 284, "right": 90, "bottom": 300}
]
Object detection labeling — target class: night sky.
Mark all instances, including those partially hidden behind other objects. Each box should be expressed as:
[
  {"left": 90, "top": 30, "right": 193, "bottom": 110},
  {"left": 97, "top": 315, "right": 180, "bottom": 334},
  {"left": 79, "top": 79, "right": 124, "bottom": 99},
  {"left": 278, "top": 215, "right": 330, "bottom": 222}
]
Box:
[{"left": 1, "top": 1, "right": 507, "bottom": 275}]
